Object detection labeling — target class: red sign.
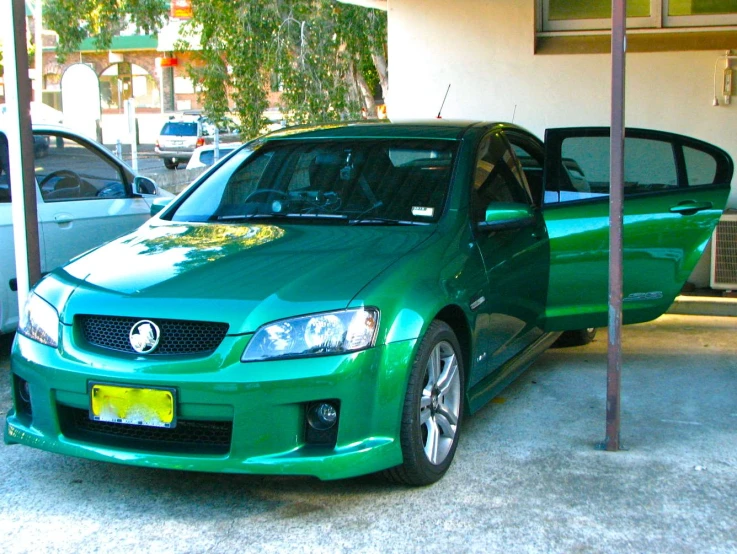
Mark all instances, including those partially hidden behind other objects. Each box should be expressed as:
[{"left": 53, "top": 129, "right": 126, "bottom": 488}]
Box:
[
  {"left": 171, "top": 0, "right": 193, "bottom": 19},
  {"left": 160, "top": 57, "right": 178, "bottom": 67}
]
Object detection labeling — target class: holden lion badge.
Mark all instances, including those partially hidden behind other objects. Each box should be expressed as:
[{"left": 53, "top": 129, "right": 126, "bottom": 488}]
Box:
[{"left": 129, "top": 320, "right": 161, "bottom": 354}]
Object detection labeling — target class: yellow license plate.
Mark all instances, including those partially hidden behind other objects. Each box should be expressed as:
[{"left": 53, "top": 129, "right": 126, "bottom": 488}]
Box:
[{"left": 89, "top": 383, "right": 176, "bottom": 428}]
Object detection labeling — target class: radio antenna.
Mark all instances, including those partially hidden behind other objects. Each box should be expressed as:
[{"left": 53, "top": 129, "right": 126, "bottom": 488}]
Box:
[
  {"left": 436, "top": 84, "right": 451, "bottom": 119},
  {"left": 512, "top": 104, "right": 517, "bottom": 123}
]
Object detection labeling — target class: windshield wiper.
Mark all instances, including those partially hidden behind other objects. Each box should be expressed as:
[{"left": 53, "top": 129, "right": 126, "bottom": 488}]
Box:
[
  {"left": 349, "top": 217, "right": 423, "bottom": 226},
  {"left": 216, "top": 213, "right": 349, "bottom": 223}
]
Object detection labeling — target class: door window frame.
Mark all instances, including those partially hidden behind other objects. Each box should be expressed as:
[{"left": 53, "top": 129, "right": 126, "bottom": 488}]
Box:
[{"left": 542, "top": 127, "right": 734, "bottom": 207}]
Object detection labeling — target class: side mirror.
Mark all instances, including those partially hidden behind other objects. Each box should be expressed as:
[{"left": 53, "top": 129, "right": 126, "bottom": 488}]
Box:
[
  {"left": 133, "top": 176, "right": 158, "bottom": 196},
  {"left": 478, "top": 202, "right": 535, "bottom": 232},
  {"left": 150, "top": 197, "right": 172, "bottom": 217}
]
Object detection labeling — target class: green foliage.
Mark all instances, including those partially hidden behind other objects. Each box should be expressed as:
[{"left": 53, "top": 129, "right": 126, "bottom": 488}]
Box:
[
  {"left": 45, "top": 0, "right": 387, "bottom": 138},
  {"left": 46, "top": 0, "right": 168, "bottom": 58}
]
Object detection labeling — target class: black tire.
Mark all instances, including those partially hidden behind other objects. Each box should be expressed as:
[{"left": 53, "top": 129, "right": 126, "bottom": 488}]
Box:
[
  {"left": 385, "top": 321, "right": 464, "bottom": 486},
  {"left": 163, "top": 159, "right": 178, "bottom": 170},
  {"left": 554, "top": 327, "right": 597, "bottom": 347}
]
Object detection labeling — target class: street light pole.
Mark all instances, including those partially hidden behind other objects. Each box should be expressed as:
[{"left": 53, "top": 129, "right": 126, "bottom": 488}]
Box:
[
  {"left": 605, "top": 0, "right": 627, "bottom": 451},
  {"left": 35, "top": 0, "right": 43, "bottom": 102},
  {"left": 3, "top": 0, "right": 42, "bottom": 310}
]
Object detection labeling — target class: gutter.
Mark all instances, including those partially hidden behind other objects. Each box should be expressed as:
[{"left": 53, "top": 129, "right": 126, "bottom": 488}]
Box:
[{"left": 336, "top": 0, "right": 388, "bottom": 11}]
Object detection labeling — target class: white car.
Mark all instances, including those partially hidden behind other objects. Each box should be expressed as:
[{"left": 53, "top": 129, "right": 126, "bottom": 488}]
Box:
[
  {"left": 0, "top": 102, "right": 64, "bottom": 124},
  {"left": 185, "top": 142, "right": 243, "bottom": 170},
  {"left": 0, "top": 123, "right": 169, "bottom": 334}
]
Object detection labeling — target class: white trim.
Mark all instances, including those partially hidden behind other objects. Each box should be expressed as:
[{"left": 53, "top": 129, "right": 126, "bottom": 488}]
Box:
[
  {"left": 542, "top": 0, "right": 657, "bottom": 31},
  {"left": 536, "top": 25, "right": 737, "bottom": 38},
  {"left": 541, "top": 0, "right": 737, "bottom": 31}
]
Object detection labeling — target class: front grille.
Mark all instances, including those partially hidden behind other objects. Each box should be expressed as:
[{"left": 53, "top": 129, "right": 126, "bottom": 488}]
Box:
[
  {"left": 58, "top": 405, "right": 232, "bottom": 455},
  {"left": 77, "top": 315, "right": 229, "bottom": 356}
]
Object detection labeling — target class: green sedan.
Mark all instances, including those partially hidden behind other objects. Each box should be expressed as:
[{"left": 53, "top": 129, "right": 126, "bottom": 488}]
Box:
[{"left": 5, "top": 121, "right": 733, "bottom": 485}]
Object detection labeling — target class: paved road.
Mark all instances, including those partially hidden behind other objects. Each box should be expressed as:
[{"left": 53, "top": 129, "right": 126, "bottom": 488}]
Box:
[{"left": 2, "top": 315, "right": 736, "bottom": 553}]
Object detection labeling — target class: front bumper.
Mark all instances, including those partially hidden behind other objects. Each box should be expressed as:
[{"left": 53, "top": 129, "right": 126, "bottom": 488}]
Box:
[{"left": 5, "top": 331, "right": 417, "bottom": 480}]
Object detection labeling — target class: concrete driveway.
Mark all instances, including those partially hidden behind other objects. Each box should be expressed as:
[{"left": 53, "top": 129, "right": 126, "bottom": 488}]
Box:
[{"left": 1, "top": 314, "right": 736, "bottom": 553}]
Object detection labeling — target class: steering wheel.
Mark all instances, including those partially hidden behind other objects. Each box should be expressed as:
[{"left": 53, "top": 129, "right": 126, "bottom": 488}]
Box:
[
  {"left": 39, "top": 169, "right": 83, "bottom": 191},
  {"left": 244, "top": 189, "right": 289, "bottom": 203}
]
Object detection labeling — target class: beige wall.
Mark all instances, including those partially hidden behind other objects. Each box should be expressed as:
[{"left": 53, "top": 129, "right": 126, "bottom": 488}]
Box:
[
  {"left": 387, "top": 0, "right": 737, "bottom": 285},
  {"left": 388, "top": 0, "right": 737, "bottom": 204}
]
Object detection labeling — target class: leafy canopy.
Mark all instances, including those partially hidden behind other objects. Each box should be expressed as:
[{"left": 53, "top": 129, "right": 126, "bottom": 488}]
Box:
[{"left": 45, "top": 0, "right": 387, "bottom": 137}]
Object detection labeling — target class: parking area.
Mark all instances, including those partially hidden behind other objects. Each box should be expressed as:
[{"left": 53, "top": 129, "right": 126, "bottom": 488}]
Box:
[{"left": 1, "top": 314, "right": 736, "bottom": 553}]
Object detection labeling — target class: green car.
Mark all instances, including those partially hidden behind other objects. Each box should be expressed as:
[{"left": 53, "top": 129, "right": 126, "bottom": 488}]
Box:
[{"left": 5, "top": 121, "right": 733, "bottom": 485}]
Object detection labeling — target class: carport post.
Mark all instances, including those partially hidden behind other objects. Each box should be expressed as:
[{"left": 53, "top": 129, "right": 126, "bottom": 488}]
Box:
[
  {"left": 605, "top": 0, "right": 627, "bottom": 451},
  {"left": 3, "top": 0, "right": 42, "bottom": 310}
]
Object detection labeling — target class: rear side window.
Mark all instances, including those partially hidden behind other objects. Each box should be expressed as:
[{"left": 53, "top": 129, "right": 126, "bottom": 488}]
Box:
[
  {"left": 161, "top": 122, "right": 198, "bottom": 136},
  {"left": 684, "top": 146, "right": 718, "bottom": 186},
  {"left": 560, "top": 136, "right": 677, "bottom": 199}
]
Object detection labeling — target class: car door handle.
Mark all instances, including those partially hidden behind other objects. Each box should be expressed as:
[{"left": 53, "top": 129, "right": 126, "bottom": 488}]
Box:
[
  {"left": 669, "top": 201, "right": 712, "bottom": 215},
  {"left": 54, "top": 213, "right": 73, "bottom": 225}
]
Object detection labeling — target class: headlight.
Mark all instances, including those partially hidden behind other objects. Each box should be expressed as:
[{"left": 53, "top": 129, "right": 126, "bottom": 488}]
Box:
[
  {"left": 242, "top": 308, "right": 379, "bottom": 362},
  {"left": 18, "top": 292, "right": 60, "bottom": 348}
]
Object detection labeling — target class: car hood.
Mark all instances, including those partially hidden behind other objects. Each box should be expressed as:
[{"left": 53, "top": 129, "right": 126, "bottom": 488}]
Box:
[{"left": 56, "top": 220, "right": 435, "bottom": 334}]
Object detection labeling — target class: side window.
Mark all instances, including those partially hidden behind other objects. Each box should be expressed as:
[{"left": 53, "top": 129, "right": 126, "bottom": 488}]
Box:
[
  {"left": 0, "top": 133, "right": 9, "bottom": 203},
  {"left": 684, "top": 146, "right": 718, "bottom": 186},
  {"left": 551, "top": 136, "right": 678, "bottom": 202},
  {"left": 471, "top": 133, "right": 531, "bottom": 223},
  {"left": 507, "top": 136, "right": 545, "bottom": 207},
  {"left": 35, "top": 134, "right": 127, "bottom": 202}
]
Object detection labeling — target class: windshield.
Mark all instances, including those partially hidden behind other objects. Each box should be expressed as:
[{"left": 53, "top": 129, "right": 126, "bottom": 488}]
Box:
[{"left": 167, "top": 139, "right": 458, "bottom": 224}]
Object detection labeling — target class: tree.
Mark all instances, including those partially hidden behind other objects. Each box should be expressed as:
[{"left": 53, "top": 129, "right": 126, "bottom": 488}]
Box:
[{"left": 45, "top": 0, "right": 387, "bottom": 138}]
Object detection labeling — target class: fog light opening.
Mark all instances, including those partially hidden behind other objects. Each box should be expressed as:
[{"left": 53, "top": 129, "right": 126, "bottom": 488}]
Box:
[
  {"left": 307, "top": 402, "right": 338, "bottom": 431},
  {"left": 19, "top": 379, "right": 31, "bottom": 404},
  {"left": 13, "top": 375, "right": 33, "bottom": 418}
]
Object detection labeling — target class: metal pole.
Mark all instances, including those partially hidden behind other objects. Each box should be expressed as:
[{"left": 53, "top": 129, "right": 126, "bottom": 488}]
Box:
[
  {"left": 214, "top": 126, "right": 220, "bottom": 162},
  {"left": 4, "top": 0, "right": 42, "bottom": 310},
  {"left": 35, "top": 0, "right": 43, "bottom": 103},
  {"left": 605, "top": 0, "right": 627, "bottom": 451},
  {"left": 126, "top": 99, "right": 139, "bottom": 172}
]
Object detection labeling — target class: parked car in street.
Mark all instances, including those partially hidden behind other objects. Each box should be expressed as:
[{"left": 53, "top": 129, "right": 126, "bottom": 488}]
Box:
[
  {"left": 0, "top": 102, "right": 64, "bottom": 125},
  {"left": 0, "top": 123, "right": 168, "bottom": 335},
  {"left": 155, "top": 114, "right": 240, "bottom": 170},
  {"left": 5, "top": 121, "right": 732, "bottom": 485},
  {"left": 185, "top": 143, "right": 243, "bottom": 170}
]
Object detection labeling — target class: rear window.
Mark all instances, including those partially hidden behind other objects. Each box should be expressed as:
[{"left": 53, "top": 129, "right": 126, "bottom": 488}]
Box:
[{"left": 161, "top": 122, "right": 198, "bottom": 136}]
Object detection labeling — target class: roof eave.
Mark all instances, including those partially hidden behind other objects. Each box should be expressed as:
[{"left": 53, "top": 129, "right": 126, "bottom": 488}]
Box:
[{"left": 335, "top": 0, "right": 387, "bottom": 11}]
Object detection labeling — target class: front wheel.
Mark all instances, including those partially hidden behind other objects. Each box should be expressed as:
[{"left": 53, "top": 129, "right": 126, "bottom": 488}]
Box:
[{"left": 385, "top": 321, "right": 464, "bottom": 486}]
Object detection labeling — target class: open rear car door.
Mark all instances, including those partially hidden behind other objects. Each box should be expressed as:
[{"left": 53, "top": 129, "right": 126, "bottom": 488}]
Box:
[{"left": 541, "top": 127, "right": 733, "bottom": 332}]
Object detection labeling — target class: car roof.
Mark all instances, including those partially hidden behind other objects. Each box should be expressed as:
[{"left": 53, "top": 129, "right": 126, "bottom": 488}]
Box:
[
  {"left": 261, "top": 120, "right": 502, "bottom": 141},
  {"left": 0, "top": 121, "right": 82, "bottom": 133}
]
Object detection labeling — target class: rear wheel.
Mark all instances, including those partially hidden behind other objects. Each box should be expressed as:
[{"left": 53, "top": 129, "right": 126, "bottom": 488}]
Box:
[
  {"left": 554, "top": 327, "right": 597, "bottom": 347},
  {"left": 163, "top": 158, "right": 178, "bottom": 170},
  {"left": 385, "top": 321, "right": 464, "bottom": 486}
]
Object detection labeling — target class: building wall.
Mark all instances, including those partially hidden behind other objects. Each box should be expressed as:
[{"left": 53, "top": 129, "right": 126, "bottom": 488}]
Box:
[{"left": 387, "top": 0, "right": 737, "bottom": 286}]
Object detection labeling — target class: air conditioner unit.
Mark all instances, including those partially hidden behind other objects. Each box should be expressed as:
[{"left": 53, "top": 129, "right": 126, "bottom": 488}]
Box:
[{"left": 710, "top": 213, "right": 737, "bottom": 290}]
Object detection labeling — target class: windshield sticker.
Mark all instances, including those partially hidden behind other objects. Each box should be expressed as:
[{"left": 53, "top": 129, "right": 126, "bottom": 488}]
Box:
[{"left": 412, "top": 206, "right": 435, "bottom": 218}]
